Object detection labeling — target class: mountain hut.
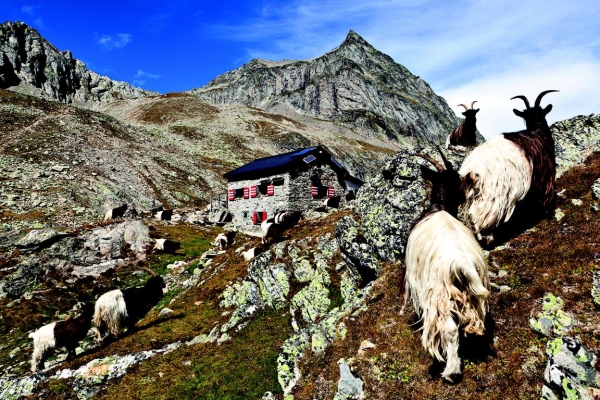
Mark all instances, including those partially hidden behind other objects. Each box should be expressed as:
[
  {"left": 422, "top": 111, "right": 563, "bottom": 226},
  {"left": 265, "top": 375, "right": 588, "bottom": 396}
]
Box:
[{"left": 222, "top": 146, "right": 363, "bottom": 232}]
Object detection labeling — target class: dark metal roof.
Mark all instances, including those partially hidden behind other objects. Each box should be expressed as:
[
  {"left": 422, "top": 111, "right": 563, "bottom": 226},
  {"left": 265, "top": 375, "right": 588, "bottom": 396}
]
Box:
[
  {"left": 223, "top": 147, "right": 318, "bottom": 181},
  {"left": 223, "top": 146, "right": 363, "bottom": 183}
]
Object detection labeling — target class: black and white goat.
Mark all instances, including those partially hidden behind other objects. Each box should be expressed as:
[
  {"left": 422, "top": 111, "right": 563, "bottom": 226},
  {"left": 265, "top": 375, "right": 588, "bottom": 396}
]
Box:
[
  {"left": 92, "top": 268, "right": 165, "bottom": 341},
  {"left": 29, "top": 302, "right": 95, "bottom": 372},
  {"left": 260, "top": 211, "right": 301, "bottom": 245},
  {"left": 459, "top": 90, "right": 558, "bottom": 243},
  {"left": 402, "top": 150, "right": 490, "bottom": 383},
  {"left": 446, "top": 101, "right": 479, "bottom": 148},
  {"left": 213, "top": 231, "right": 236, "bottom": 251}
]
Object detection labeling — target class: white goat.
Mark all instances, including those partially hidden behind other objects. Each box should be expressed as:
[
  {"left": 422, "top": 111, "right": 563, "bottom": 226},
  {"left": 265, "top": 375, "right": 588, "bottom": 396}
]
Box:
[
  {"left": 402, "top": 151, "right": 490, "bottom": 382},
  {"left": 459, "top": 90, "right": 558, "bottom": 242}
]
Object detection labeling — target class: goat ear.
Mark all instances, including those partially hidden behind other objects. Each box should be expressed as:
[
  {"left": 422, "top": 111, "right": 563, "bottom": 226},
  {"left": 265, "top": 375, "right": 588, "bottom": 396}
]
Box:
[
  {"left": 543, "top": 104, "right": 553, "bottom": 115},
  {"left": 462, "top": 111, "right": 467, "bottom": 116},
  {"left": 513, "top": 109, "right": 525, "bottom": 118},
  {"left": 420, "top": 165, "right": 438, "bottom": 181},
  {"left": 474, "top": 108, "right": 480, "bottom": 114}
]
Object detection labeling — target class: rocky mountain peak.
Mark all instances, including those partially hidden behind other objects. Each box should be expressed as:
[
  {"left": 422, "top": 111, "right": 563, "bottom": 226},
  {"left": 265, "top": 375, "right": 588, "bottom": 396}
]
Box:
[
  {"left": 0, "top": 21, "right": 156, "bottom": 104},
  {"left": 189, "top": 30, "right": 459, "bottom": 146},
  {"left": 340, "top": 29, "right": 371, "bottom": 48}
]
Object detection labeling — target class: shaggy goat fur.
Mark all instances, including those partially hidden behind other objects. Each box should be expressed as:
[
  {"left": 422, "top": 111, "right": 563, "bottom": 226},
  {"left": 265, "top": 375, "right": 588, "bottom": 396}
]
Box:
[
  {"left": 92, "top": 271, "right": 165, "bottom": 341},
  {"left": 403, "top": 150, "right": 490, "bottom": 382},
  {"left": 29, "top": 302, "right": 94, "bottom": 372},
  {"left": 446, "top": 102, "right": 479, "bottom": 147},
  {"left": 459, "top": 90, "right": 558, "bottom": 241},
  {"left": 404, "top": 212, "right": 490, "bottom": 381}
]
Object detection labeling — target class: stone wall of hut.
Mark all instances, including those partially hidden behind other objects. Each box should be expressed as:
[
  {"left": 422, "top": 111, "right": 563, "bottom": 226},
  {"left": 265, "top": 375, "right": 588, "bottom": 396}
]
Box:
[{"left": 226, "top": 162, "right": 349, "bottom": 233}]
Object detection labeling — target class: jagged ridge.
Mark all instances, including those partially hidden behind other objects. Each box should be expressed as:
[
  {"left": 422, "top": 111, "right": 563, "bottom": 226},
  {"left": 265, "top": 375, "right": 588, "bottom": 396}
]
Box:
[
  {"left": 0, "top": 21, "right": 156, "bottom": 104},
  {"left": 188, "top": 30, "right": 459, "bottom": 146}
]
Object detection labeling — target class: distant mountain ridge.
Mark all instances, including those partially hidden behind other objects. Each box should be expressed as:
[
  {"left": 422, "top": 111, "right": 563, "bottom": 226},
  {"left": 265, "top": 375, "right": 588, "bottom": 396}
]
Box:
[
  {"left": 0, "top": 21, "right": 155, "bottom": 104},
  {"left": 189, "top": 30, "right": 460, "bottom": 145}
]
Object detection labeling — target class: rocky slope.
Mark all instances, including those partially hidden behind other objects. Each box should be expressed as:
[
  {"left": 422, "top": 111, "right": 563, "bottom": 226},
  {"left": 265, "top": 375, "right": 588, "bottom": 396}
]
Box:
[
  {"left": 189, "top": 31, "right": 462, "bottom": 146},
  {"left": 0, "top": 21, "right": 155, "bottom": 104}
]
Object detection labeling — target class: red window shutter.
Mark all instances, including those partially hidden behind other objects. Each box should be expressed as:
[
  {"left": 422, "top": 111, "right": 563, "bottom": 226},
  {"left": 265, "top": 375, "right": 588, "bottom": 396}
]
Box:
[
  {"left": 263, "top": 211, "right": 267, "bottom": 221},
  {"left": 250, "top": 186, "right": 258, "bottom": 198},
  {"left": 328, "top": 186, "right": 335, "bottom": 198},
  {"left": 267, "top": 184, "right": 274, "bottom": 196},
  {"left": 244, "top": 187, "right": 249, "bottom": 199},
  {"left": 311, "top": 185, "right": 319, "bottom": 197},
  {"left": 253, "top": 212, "right": 257, "bottom": 225},
  {"left": 228, "top": 189, "right": 235, "bottom": 201}
]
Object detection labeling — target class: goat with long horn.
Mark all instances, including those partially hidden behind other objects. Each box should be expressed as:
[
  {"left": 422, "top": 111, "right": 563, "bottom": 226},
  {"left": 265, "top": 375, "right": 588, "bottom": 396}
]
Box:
[
  {"left": 459, "top": 90, "right": 559, "bottom": 243},
  {"left": 446, "top": 101, "right": 480, "bottom": 147}
]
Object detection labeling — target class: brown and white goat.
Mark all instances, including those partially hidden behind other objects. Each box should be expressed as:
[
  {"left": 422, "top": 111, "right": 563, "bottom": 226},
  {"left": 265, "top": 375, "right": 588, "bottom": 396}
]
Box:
[
  {"left": 29, "top": 302, "right": 95, "bottom": 372},
  {"left": 459, "top": 90, "right": 559, "bottom": 243},
  {"left": 402, "top": 150, "right": 490, "bottom": 382},
  {"left": 446, "top": 101, "right": 479, "bottom": 147}
]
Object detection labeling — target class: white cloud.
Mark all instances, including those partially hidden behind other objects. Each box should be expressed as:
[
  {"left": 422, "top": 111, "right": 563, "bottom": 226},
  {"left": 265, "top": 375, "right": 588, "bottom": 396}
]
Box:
[
  {"left": 132, "top": 70, "right": 160, "bottom": 87},
  {"left": 21, "top": 5, "right": 36, "bottom": 16},
  {"left": 439, "top": 49, "right": 600, "bottom": 138},
  {"left": 96, "top": 33, "right": 132, "bottom": 50}
]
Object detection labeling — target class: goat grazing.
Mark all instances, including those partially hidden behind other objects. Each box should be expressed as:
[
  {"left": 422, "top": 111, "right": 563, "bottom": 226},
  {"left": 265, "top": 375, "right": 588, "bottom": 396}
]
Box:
[
  {"left": 241, "top": 246, "right": 264, "bottom": 261},
  {"left": 92, "top": 268, "right": 165, "bottom": 341},
  {"left": 459, "top": 90, "right": 559, "bottom": 243},
  {"left": 213, "top": 231, "right": 236, "bottom": 250},
  {"left": 446, "top": 101, "right": 479, "bottom": 148},
  {"left": 260, "top": 211, "right": 301, "bottom": 245},
  {"left": 402, "top": 150, "right": 490, "bottom": 382},
  {"left": 29, "top": 302, "right": 95, "bottom": 372}
]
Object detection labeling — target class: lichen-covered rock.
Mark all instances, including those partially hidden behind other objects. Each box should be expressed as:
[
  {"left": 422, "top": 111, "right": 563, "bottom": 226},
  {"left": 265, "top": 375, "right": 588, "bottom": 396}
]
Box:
[
  {"left": 542, "top": 337, "right": 600, "bottom": 400},
  {"left": 291, "top": 268, "right": 331, "bottom": 322},
  {"left": 354, "top": 146, "right": 468, "bottom": 262},
  {"left": 15, "top": 228, "right": 67, "bottom": 249},
  {"left": 530, "top": 293, "right": 574, "bottom": 337},
  {"left": 592, "top": 179, "right": 600, "bottom": 200},
  {"left": 552, "top": 113, "right": 600, "bottom": 176},
  {"left": 592, "top": 271, "right": 600, "bottom": 308},
  {"left": 335, "top": 217, "right": 379, "bottom": 284},
  {"left": 334, "top": 358, "right": 364, "bottom": 400},
  {"left": 0, "top": 373, "right": 44, "bottom": 400}
]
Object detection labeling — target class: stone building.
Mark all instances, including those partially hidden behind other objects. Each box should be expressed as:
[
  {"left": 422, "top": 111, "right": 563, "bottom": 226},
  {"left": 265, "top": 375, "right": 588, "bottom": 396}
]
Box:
[{"left": 223, "top": 146, "right": 363, "bottom": 233}]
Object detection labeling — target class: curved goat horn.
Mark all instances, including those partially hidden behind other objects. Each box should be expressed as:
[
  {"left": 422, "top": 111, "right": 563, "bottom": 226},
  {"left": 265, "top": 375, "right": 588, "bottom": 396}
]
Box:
[
  {"left": 510, "top": 95, "right": 531, "bottom": 109},
  {"left": 534, "top": 90, "right": 559, "bottom": 108},
  {"left": 141, "top": 267, "right": 157, "bottom": 277},
  {"left": 470, "top": 101, "right": 478, "bottom": 109},
  {"left": 457, "top": 104, "right": 469, "bottom": 111},
  {"left": 411, "top": 153, "right": 445, "bottom": 173},
  {"left": 435, "top": 146, "right": 453, "bottom": 170}
]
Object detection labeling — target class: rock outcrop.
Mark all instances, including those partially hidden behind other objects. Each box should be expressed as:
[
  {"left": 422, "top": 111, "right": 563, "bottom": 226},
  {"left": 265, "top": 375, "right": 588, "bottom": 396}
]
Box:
[
  {"left": 0, "top": 21, "right": 156, "bottom": 103},
  {"left": 189, "top": 31, "right": 459, "bottom": 146},
  {"left": 552, "top": 113, "right": 600, "bottom": 176}
]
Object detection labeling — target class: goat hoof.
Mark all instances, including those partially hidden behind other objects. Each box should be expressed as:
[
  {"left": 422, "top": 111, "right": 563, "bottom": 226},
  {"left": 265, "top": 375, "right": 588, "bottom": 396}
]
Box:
[{"left": 442, "top": 373, "right": 462, "bottom": 384}]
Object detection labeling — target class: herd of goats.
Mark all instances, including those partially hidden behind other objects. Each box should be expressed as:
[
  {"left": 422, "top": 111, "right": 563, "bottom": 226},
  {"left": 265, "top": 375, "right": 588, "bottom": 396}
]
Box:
[{"left": 26, "top": 90, "right": 561, "bottom": 384}]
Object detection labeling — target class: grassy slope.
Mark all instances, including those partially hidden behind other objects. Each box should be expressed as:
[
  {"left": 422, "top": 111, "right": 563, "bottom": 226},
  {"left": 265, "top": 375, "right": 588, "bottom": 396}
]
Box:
[{"left": 5, "top": 154, "right": 597, "bottom": 399}]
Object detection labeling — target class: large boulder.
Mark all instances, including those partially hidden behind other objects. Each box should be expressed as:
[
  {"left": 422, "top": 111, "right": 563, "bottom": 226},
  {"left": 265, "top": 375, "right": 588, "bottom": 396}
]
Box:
[{"left": 354, "top": 146, "right": 468, "bottom": 261}]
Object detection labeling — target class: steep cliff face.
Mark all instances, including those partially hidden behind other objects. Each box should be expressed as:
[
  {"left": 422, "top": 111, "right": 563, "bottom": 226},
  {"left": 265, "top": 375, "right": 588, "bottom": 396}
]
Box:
[
  {"left": 0, "top": 21, "right": 155, "bottom": 103},
  {"left": 189, "top": 31, "right": 459, "bottom": 146}
]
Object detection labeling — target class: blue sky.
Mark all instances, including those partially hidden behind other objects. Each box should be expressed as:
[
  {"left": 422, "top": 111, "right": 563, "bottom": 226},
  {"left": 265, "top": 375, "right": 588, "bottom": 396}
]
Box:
[{"left": 3, "top": 0, "right": 600, "bottom": 137}]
